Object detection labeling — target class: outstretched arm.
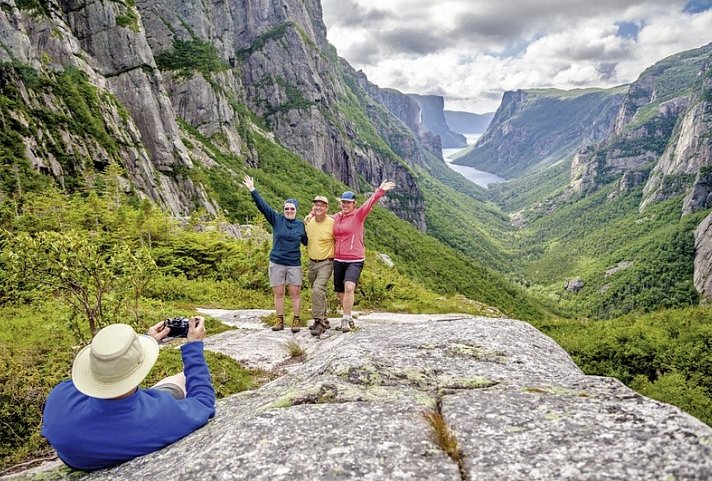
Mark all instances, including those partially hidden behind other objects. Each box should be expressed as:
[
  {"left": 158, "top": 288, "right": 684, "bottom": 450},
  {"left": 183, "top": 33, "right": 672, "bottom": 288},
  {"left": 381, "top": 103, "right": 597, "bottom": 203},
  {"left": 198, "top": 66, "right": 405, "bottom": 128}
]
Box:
[
  {"left": 357, "top": 180, "right": 396, "bottom": 219},
  {"left": 243, "top": 175, "right": 278, "bottom": 225}
]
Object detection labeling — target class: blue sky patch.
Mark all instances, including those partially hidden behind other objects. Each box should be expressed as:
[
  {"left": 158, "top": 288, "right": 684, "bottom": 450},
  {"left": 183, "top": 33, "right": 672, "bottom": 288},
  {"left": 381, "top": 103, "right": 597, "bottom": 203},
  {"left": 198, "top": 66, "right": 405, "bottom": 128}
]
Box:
[
  {"left": 684, "top": 0, "right": 712, "bottom": 14},
  {"left": 616, "top": 21, "right": 640, "bottom": 39}
]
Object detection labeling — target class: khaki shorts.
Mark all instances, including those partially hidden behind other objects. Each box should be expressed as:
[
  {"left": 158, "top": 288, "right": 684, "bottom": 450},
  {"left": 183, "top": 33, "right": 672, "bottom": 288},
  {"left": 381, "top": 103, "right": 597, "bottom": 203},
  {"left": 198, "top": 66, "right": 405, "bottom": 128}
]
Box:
[{"left": 269, "top": 262, "right": 303, "bottom": 287}]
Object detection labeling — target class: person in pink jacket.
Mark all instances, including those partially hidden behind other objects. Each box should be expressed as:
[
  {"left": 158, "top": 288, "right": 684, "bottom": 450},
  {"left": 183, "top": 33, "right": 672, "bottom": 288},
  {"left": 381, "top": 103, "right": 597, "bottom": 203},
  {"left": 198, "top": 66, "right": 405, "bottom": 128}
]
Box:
[{"left": 333, "top": 180, "right": 396, "bottom": 332}]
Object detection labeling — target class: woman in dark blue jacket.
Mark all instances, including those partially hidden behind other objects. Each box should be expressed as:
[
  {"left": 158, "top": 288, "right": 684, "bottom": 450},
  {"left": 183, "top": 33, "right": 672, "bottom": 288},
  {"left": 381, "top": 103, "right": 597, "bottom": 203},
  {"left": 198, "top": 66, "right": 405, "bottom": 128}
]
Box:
[{"left": 243, "top": 175, "right": 307, "bottom": 332}]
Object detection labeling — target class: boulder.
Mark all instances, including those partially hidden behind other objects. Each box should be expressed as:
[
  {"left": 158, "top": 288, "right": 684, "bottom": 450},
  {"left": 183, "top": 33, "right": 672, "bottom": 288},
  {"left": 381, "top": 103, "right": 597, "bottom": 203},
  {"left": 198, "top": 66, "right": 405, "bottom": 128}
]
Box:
[{"left": 51, "top": 311, "right": 711, "bottom": 481}]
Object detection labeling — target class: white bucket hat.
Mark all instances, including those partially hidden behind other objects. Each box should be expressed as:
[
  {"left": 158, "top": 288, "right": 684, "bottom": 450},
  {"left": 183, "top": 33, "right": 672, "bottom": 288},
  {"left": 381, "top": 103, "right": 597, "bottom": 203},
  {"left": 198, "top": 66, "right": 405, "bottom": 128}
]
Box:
[{"left": 72, "top": 324, "right": 159, "bottom": 399}]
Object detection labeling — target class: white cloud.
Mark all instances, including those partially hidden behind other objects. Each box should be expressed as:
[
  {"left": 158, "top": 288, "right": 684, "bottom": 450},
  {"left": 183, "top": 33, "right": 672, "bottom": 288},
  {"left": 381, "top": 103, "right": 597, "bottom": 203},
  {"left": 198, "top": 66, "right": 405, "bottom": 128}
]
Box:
[{"left": 321, "top": 0, "right": 712, "bottom": 113}]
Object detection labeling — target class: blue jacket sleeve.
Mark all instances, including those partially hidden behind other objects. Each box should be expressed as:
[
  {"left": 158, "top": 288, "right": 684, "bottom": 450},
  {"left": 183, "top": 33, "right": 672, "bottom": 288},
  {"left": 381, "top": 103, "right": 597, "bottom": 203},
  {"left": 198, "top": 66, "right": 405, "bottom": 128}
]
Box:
[
  {"left": 251, "top": 190, "right": 278, "bottom": 226},
  {"left": 180, "top": 341, "right": 216, "bottom": 417}
]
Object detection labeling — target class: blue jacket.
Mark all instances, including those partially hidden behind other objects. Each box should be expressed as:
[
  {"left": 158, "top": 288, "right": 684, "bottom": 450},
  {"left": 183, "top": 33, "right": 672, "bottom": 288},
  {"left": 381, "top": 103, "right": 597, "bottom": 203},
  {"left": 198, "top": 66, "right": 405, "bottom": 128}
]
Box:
[
  {"left": 251, "top": 190, "right": 307, "bottom": 266},
  {"left": 41, "top": 342, "right": 215, "bottom": 471}
]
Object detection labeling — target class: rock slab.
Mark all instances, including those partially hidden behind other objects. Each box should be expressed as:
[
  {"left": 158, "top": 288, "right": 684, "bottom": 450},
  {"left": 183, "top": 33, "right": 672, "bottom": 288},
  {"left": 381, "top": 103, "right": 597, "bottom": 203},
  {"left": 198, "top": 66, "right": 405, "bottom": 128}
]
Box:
[{"left": 23, "top": 312, "right": 712, "bottom": 480}]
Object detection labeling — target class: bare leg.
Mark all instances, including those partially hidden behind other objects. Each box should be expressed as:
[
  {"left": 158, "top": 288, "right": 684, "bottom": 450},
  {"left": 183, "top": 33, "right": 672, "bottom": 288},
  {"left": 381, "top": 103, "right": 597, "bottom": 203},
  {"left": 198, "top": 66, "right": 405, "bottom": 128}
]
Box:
[
  {"left": 273, "top": 285, "right": 285, "bottom": 316},
  {"left": 342, "top": 281, "right": 356, "bottom": 316},
  {"left": 337, "top": 292, "right": 344, "bottom": 313},
  {"left": 288, "top": 284, "right": 301, "bottom": 316},
  {"left": 152, "top": 372, "right": 187, "bottom": 398}
]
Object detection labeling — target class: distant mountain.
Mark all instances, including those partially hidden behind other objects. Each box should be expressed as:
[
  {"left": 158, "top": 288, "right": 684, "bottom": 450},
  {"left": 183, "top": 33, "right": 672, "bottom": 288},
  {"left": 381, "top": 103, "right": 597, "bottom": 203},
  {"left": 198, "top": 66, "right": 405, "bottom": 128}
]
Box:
[
  {"left": 408, "top": 94, "right": 467, "bottom": 148},
  {"left": 453, "top": 87, "right": 626, "bottom": 178},
  {"left": 570, "top": 43, "right": 712, "bottom": 212},
  {"left": 444, "top": 110, "right": 494, "bottom": 134}
]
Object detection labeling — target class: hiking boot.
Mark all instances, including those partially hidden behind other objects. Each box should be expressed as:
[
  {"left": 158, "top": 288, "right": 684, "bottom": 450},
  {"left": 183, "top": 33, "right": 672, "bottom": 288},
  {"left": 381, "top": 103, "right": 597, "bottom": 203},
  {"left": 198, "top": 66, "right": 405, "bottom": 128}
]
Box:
[
  {"left": 310, "top": 320, "right": 325, "bottom": 337},
  {"left": 340, "top": 318, "right": 351, "bottom": 333},
  {"left": 271, "top": 315, "right": 284, "bottom": 331},
  {"left": 291, "top": 316, "right": 302, "bottom": 333}
]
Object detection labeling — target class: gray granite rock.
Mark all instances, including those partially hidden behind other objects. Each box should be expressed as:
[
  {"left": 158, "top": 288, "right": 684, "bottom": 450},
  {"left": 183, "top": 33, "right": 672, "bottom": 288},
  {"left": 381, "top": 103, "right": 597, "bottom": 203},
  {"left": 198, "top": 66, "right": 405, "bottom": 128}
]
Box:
[{"left": 16, "top": 312, "right": 712, "bottom": 480}]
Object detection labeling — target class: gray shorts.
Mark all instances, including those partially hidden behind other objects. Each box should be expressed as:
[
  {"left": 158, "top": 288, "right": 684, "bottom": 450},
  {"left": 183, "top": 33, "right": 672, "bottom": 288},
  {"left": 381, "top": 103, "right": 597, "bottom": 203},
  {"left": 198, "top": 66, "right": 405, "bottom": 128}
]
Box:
[
  {"left": 152, "top": 382, "right": 185, "bottom": 400},
  {"left": 269, "top": 262, "right": 303, "bottom": 287}
]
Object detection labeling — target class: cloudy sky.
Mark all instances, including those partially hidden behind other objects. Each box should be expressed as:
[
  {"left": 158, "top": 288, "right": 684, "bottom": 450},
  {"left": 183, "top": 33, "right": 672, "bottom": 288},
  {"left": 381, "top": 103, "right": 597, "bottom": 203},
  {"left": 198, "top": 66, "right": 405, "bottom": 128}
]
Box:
[{"left": 321, "top": 0, "right": 712, "bottom": 113}]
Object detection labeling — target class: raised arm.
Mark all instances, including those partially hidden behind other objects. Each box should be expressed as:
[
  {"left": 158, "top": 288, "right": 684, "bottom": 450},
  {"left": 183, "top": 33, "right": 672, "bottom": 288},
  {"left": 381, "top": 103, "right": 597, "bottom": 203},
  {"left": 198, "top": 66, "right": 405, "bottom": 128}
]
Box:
[
  {"left": 356, "top": 180, "right": 396, "bottom": 220},
  {"left": 243, "top": 175, "right": 278, "bottom": 225}
]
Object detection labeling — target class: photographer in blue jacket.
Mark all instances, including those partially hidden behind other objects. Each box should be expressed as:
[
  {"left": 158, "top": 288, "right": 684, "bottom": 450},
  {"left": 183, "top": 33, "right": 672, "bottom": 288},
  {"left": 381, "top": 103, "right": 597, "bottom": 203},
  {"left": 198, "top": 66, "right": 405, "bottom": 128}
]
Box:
[{"left": 41, "top": 316, "right": 215, "bottom": 471}]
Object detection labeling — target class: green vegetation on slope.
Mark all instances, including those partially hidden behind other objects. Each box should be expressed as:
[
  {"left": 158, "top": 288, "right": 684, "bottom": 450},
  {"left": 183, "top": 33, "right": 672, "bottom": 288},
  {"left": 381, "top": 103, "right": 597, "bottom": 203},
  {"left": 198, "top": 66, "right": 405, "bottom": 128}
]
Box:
[
  {"left": 155, "top": 38, "right": 230, "bottom": 78},
  {"left": 536, "top": 305, "right": 712, "bottom": 426},
  {"left": 486, "top": 157, "right": 572, "bottom": 213},
  {"left": 512, "top": 185, "right": 703, "bottom": 319}
]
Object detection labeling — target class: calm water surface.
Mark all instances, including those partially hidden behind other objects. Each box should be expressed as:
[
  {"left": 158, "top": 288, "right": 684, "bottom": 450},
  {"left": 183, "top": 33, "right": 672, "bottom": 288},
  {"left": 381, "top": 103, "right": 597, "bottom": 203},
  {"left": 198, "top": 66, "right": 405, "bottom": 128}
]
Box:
[{"left": 442, "top": 134, "right": 505, "bottom": 189}]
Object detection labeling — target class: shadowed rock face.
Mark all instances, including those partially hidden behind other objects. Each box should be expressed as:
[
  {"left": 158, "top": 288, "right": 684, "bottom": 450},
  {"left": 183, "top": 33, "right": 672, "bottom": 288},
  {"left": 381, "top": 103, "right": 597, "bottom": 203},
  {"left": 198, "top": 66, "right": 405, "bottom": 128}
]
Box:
[
  {"left": 55, "top": 311, "right": 711, "bottom": 481},
  {"left": 409, "top": 94, "right": 467, "bottom": 149},
  {"left": 695, "top": 212, "right": 712, "bottom": 300}
]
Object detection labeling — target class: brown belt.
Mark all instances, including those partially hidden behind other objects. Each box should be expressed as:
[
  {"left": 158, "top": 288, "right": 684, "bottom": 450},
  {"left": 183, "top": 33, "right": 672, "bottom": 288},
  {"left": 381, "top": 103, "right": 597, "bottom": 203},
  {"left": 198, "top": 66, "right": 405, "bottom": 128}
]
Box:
[{"left": 310, "top": 257, "right": 334, "bottom": 262}]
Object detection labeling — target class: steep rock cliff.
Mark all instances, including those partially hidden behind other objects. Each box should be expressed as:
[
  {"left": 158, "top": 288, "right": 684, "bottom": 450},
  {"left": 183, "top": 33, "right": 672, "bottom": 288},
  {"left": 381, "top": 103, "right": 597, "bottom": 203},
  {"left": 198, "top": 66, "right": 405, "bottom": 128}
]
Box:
[
  {"left": 135, "top": 0, "right": 426, "bottom": 228},
  {"left": 1, "top": 0, "right": 431, "bottom": 228},
  {"left": 456, "top": 88, "right": 624, "bottom": 178},
  {"left": 0, "top": 0, "right": 217, "bottom": 216},
  {"left": 343, "top": 62, "right": 441, "bottom": 166},
  {"left": 570, "top": 44, "right": 712, "bottom": 199},
  {"left": 695, "top": 212, "right": 712, "bottom": 300},
  {"left": 444, "top": 110, "right": 494, "bottom": 134},
  {"left": 408, "top": 93, "right": 467, "bottom": 148},
  {"left": 640, "top": 53, "right": 712, "bottom": 212}
]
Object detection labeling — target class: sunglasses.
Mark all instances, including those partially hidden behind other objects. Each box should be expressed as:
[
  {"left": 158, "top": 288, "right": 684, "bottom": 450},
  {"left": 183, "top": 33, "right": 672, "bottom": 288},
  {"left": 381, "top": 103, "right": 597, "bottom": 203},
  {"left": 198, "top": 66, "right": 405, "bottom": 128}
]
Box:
[{"left": 284, "top": 207, "right": 296, "bottom": 211}]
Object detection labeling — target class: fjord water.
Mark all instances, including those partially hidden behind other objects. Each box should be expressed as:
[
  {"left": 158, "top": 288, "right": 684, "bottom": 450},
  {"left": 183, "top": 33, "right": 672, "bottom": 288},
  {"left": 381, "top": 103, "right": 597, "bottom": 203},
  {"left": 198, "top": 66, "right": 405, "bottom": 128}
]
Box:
[{"left": 442, "top": 134, "right": 505, "bottom": 188}]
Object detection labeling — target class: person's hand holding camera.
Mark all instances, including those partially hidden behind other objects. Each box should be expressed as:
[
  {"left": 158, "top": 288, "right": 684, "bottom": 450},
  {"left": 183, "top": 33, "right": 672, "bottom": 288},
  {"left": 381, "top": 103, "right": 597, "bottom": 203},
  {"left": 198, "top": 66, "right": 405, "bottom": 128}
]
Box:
[
  {"left": 147, "top": 320, "right": 172, "bottom": 342},
  {"left": 187, "top": 316, "right": 205, "bottom": 343}
]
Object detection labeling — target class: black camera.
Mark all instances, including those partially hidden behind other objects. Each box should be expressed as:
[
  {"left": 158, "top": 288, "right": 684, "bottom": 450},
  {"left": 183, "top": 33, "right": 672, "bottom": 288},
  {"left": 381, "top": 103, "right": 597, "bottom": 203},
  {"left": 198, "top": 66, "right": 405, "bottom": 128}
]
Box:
[{"left": 163, "top": 317, "right": 197, "bottom": 338}]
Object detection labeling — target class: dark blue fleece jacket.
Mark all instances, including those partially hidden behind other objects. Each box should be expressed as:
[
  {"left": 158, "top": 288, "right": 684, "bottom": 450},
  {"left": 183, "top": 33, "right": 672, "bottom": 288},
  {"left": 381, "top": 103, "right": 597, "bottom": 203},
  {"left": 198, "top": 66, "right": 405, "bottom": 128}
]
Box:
[{"left": 251, "top": 190, "right": 307, "bottom": 266}]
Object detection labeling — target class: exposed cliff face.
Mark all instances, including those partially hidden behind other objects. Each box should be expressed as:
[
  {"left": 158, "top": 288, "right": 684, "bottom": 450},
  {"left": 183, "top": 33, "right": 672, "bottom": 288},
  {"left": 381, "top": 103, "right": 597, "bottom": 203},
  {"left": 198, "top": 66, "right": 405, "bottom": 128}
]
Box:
[
  {"left": 343, "top": 62, "right": 440, "bottom": 165},
  {"left": 640, "top": 55, "right": 712, "bottom": 213},
  {"left": 1, "top": 0, "right": 431, "bottom": 228},
  {"left": 455, "top": 88, "right": 625, "bottom": 178},
  {"left": 0, "top": 0, "right": 217, "bottom": 216},
  {"left": 570, "top": 44, "right": 712, "bottom": 200},
  {"left": 695, "top": 212, "right": 712, "bottom": 300},
  {"left": 408, "top": 94, "right": 467, "bottom": 148},
  {"left": 135, "top": 0, "right": 426, "bottom": 229}
]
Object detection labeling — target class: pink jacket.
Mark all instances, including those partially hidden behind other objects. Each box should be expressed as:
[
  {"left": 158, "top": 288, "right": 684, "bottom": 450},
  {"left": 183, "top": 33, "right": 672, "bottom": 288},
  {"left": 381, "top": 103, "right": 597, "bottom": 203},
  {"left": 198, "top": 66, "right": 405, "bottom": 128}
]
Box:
[{"left": 333, "top": 188, "right": 385, "bottom": 261}]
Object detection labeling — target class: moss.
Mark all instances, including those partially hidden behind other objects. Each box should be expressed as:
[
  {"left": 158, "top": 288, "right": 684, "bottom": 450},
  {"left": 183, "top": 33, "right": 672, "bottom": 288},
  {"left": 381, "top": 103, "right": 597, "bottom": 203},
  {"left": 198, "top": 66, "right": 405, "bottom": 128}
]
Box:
[
  {"left": 236, "top": 22, "right": 290, "bottom": 61},
  {"left": 116, "top": 12, "right": 140, "bottom": 32},
  {"left": 155, "top": 39, "right": 229, "bottom": 79},
  {"left": 293, "top": 24, "right": 316, "bottom": 50},
  {"left": 438, "top": 376, "right": 498, "bottom": 390},
  {"left": 264, "top": 76, "right": 315, "bottom": 115},
  {"left": 336, "top": 362, "right": 434, "bottom": 389},
  {"left": 15, "top": 0, "right": 49, "bottom": 17},
  {"left": 445, "top": 342, "right": 508, "bottom": 363}
]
